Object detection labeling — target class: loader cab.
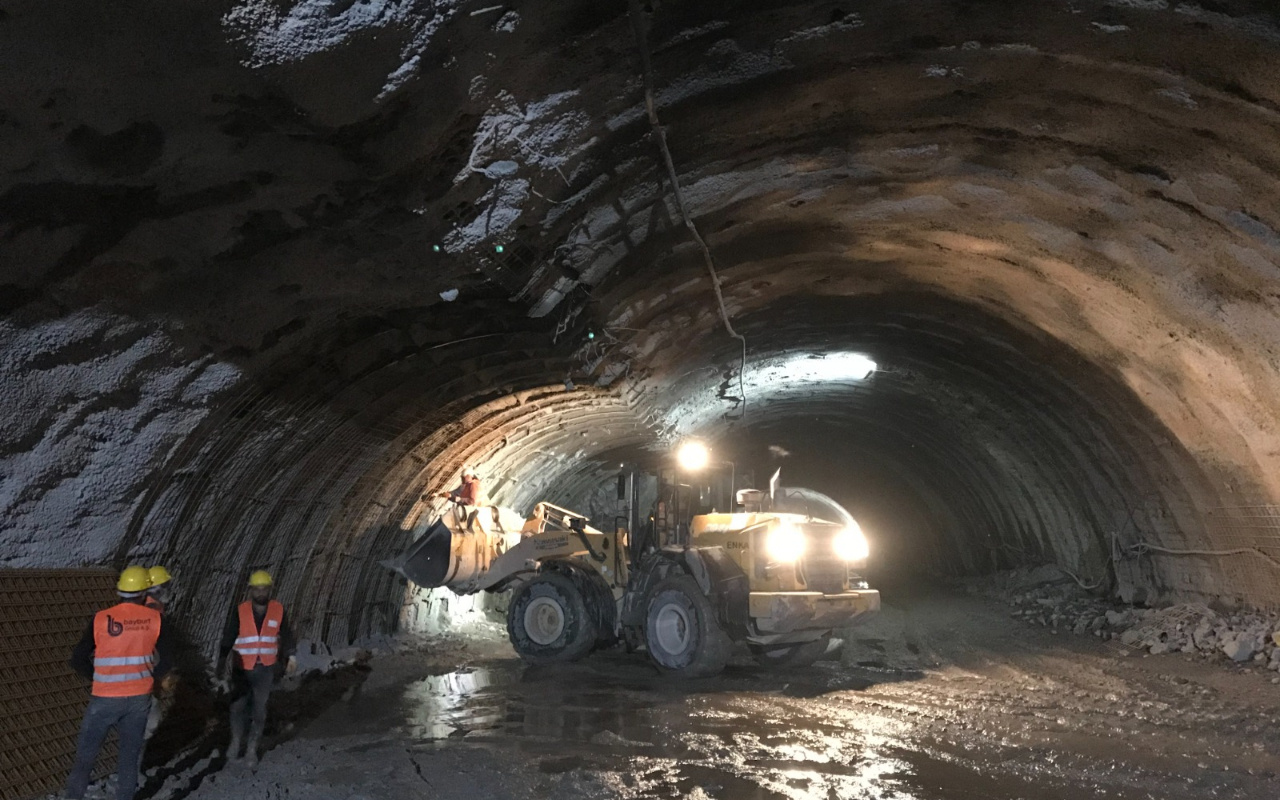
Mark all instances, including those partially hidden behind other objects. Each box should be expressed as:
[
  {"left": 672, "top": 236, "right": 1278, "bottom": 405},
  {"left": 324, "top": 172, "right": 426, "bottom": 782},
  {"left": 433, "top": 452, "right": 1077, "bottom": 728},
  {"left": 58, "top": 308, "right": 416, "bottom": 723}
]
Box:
[
  {"left": 616, "top": 452, "right": 754, "bottom": 562},
  {"left": 652, "top": 461, "right": 742, "bottom": 546}
]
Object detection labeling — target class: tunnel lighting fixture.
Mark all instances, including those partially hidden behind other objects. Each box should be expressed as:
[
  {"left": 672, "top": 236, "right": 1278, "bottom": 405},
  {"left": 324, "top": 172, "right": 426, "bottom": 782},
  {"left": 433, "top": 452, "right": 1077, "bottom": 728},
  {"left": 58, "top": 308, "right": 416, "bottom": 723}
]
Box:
[
  {"left": 786, "top": 352, "right": 877, "bottom": 382},
  {"left": 676, "top": 441, "right": 710, "bottom": 471},
  {"left": 833, "top": 523, "right": 870, "bottom": 561},
  {"left": 495, "top": 244, "right": 505, "bottom": 253},
  {"left": 765, "top": 523, "right": 805, "bottom": 562},
  {"left": 823, "top": 353, "right": 876, "bottom": 380},
  {"left": 432, "top": 244, "right": 441, "bottom": 253},
  {"left": 587, "top": 331, "right": 595, "bottom": 340}
]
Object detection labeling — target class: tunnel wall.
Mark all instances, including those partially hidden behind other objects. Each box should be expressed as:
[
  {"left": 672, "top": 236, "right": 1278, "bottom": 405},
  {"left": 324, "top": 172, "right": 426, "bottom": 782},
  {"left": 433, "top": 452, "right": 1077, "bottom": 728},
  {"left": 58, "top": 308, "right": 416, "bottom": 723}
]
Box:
[
  {"left": 0, "top": 308, "right": 242, "bottom": 569},
  {"left": 5, "top": 0, "right": 1280, "bottom": 659},
  {"left": 4, "top": 290, "right": 1270, "bottom": 652}
]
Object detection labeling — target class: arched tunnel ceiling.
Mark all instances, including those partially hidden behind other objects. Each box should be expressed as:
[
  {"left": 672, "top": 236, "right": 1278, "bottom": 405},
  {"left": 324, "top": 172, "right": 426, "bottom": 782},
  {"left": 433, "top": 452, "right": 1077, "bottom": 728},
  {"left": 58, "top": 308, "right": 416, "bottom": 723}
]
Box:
[{"left": 4, "top": 0, "right": 1280, "bottom": 646}]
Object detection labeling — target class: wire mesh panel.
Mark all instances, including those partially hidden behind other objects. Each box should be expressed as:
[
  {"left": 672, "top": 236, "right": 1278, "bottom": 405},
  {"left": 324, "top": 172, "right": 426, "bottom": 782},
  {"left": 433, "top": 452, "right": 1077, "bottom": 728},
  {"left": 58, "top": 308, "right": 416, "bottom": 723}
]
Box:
[
  {"left": 1206, "top": 505, "right": 1280, "bottom": 608},
  {"left": 0, "top": 569, "right": 118, "bottom": 800}
]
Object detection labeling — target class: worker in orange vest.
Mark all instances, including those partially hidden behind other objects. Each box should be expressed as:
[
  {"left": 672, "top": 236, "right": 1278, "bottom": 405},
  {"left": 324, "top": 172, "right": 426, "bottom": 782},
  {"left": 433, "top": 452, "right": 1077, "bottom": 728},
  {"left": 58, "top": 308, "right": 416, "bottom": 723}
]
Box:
[
  {"left": 217, "top": 569, "right": 296, "bottom": 765},
  {"left": 143, "top": 565, "right": 179, "bottom": 743},
  {"left": 65, "top": 565, "right": 175, "bottom": 800}
]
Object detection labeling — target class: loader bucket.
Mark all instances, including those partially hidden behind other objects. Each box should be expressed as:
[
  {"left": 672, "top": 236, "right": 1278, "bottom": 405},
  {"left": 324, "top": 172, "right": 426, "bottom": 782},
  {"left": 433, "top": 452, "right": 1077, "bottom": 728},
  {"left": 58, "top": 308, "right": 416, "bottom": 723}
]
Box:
[{"left": 381, "top": 518, "right": 454, "bottom": 588}]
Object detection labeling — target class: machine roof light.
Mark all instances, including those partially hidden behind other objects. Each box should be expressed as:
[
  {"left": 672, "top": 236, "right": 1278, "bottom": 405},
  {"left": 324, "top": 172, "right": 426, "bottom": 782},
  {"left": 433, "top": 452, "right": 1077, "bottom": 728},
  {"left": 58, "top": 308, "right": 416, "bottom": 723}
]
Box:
[{"left": 676, "top": 441, "right": 710, "bottom": 471}]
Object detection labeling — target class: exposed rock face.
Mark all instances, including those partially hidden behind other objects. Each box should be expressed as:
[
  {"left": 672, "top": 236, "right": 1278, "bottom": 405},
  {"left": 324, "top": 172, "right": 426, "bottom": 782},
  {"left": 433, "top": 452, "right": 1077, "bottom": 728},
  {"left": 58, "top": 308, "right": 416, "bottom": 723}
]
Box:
[
  {"left": 4, "top": 0, "right": 1280, "bottom": 646},
  {"left": 0, "top": 309, "right": 240, "bottom": 567}
]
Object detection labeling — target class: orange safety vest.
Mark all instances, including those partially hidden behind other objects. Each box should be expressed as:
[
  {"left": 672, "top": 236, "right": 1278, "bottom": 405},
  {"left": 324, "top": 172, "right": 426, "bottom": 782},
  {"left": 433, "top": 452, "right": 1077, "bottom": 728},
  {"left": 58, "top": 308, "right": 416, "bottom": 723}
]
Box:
[
  {"left": 91, "top": 602, "right": 161, "bottom": 698},
  {"left": 234, "top": 600, "right": 284, "bottom": 669}
]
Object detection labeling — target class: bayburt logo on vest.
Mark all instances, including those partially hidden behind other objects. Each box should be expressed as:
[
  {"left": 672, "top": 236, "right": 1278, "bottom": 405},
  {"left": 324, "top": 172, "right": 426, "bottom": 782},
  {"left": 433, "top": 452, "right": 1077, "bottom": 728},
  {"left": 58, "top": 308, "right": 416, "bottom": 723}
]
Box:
[{"left": 107, "top": 615, "right": 124, "bottom": 636}]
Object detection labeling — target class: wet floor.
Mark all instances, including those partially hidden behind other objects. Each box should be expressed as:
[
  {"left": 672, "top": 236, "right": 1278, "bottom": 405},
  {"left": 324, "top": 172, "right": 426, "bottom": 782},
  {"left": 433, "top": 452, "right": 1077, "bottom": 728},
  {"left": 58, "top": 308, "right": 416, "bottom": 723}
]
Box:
[
  {"left": 305, "top": 656, "right": 1004, "bottom": 799},
  {"left": 175, "top": 591, "right": 1280, "bottom": 800}
]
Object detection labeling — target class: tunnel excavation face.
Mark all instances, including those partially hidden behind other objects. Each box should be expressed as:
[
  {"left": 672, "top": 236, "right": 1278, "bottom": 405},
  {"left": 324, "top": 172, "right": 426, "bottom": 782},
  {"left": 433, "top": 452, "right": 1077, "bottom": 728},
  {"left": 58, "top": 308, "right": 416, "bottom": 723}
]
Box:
[{"left": 2, "top": 0, "right": 1280, "bottom": 657}]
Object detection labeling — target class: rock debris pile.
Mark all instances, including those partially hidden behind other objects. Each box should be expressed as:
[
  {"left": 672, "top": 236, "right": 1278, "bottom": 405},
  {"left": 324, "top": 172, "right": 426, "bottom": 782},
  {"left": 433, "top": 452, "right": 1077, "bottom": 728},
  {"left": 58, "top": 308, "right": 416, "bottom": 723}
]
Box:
[{"left": 961, "top": 566, "right": 1280, "bottom": 673}]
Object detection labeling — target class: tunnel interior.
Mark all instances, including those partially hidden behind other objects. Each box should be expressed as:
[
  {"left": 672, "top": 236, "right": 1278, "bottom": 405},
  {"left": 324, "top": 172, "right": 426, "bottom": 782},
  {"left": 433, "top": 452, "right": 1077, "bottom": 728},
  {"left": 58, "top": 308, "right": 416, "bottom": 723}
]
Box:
[{"left": 4, "top": 0, "right": 1280, "bottom": 668}]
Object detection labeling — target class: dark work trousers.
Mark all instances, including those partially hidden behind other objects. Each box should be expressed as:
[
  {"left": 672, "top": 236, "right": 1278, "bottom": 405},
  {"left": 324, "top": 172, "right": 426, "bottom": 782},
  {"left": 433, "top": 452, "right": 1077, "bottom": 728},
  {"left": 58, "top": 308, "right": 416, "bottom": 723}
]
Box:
[
  {"left": 66, "top": 694, "right": 150, "bottom": 800},
  {"left": 228, "top": 664, "right": 275, "bottom": 746}
]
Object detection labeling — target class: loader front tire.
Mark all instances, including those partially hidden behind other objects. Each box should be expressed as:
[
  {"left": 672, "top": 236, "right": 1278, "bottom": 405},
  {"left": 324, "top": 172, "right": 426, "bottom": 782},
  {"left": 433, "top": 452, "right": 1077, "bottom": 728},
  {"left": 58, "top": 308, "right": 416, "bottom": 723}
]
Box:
[
  {"left": 644, "top": 574, "right": 732, "bottom": 678},
  {"left": 507, "top": 572, "right": 596, "bottom": 664}
]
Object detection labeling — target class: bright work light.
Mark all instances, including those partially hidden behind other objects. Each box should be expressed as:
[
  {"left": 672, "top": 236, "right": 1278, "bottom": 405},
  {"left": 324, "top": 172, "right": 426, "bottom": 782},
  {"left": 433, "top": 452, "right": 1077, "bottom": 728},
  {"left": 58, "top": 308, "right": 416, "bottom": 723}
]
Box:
[
  {"left": 809, "top": 353, "right": 876, "bottom": 380},
  {"left": 676, "top": 441, "right": 710, "bottom": 471}
]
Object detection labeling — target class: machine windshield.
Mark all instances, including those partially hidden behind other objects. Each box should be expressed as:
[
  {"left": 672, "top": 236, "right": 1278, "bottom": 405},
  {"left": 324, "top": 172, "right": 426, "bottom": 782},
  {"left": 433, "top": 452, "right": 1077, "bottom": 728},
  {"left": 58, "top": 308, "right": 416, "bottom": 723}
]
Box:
[{"left": 772, "top": 486, "right": 855, "bottom": 527}]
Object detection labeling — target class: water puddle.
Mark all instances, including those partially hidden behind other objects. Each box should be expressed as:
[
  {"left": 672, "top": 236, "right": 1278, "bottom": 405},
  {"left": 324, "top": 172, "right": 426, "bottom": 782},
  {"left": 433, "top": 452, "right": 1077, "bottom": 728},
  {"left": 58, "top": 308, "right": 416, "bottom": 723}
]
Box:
[
  {"left": 385, "top": 660, "right": 957, "bottom": 798},
  {"left": 396, "top": 658, "right": 709, "bottom": 747},
  {"left": 402, "top": 667, "right": 513, "bottom": 739},
  {"left": 305, "top": 655, "right": 1111, "bottom": 799}
]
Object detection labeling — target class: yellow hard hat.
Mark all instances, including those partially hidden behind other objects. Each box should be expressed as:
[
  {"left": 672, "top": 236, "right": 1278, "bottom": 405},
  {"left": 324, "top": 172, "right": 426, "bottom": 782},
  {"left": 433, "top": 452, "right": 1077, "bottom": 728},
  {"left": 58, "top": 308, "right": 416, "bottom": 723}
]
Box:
[
  {"left": 148, "top": 565, "right": 173, "bottom": 587},
  {"left": 117, "top": 565, "right": 152, "bottom": 594},
  {"left": 247, "top": 570, "right": 274, "bottom": 587}
]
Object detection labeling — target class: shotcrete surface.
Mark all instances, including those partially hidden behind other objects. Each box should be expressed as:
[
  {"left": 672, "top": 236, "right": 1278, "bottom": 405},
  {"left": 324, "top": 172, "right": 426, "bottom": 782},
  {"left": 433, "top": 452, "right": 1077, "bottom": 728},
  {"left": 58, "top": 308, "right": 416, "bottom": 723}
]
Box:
[{"left": 6, "top": 0, "right": 1280, "bottom": 632}]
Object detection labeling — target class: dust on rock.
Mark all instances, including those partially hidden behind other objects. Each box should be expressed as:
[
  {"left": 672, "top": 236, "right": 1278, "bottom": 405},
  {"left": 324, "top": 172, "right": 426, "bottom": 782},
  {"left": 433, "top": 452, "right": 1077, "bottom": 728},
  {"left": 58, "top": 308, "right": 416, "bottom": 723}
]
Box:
[{"left": 957, "top": 565, "right": 1280, "bottom": 670}]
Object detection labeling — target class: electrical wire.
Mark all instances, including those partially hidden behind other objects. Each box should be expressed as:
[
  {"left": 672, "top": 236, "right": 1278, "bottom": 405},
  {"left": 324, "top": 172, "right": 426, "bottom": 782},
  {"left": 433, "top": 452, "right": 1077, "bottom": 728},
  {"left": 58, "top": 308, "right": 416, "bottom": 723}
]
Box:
[
  {"left": 1061, "top": 567, "right": 1107, "bottom": 592},
  {"left": 1126, "top": 541, "right": 1280, "bottom": 571},
  {"left": 627, "top": 0, "right": 748, "bottom": 418}
]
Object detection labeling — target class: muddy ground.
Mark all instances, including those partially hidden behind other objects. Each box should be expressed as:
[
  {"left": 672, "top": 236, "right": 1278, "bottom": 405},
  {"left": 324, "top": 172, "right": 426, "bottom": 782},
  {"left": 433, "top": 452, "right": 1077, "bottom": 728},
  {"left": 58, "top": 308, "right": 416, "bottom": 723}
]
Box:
[{"left": 140, "top": 588, "right": 1280, "bottom": 800}]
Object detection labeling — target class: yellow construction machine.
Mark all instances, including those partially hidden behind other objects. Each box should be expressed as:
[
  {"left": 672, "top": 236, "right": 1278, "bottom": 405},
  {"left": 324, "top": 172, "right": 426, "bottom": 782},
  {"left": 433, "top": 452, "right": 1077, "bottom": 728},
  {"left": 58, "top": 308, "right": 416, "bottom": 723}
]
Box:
[{"left": 387, "top": 443, "right": 880, "bottom": 677}]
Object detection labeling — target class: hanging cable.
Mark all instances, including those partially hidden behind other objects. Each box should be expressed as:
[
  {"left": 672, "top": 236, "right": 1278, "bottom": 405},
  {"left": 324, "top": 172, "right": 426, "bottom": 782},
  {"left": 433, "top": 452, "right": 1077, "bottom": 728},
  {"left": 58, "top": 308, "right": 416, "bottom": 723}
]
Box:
[
  {"left": 1125, "top": 539, "right": 1280, "bottom": 571},
  {"left": 626, "top": 0, "right": 748, "bottom": 417}
]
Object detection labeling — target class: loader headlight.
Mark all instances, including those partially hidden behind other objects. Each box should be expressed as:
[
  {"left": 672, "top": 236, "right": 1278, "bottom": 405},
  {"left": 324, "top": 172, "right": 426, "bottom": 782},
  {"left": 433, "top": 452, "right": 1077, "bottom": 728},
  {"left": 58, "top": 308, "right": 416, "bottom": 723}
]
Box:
[
  {"left": 833, "top": 523, "right": 869, "bottom": 561},
  {"left": 765, "top": 524, "right": 805, "bottom": 562}
]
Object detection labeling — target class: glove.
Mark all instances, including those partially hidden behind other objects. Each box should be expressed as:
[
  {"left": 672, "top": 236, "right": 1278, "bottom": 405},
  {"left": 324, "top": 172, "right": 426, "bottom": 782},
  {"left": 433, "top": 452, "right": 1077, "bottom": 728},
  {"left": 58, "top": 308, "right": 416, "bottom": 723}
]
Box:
[
  {"left": 160, "top": 673, "right": 179, "bottom": 692},
  {"left": 285, "top": 656, "right": 298, "bottom": 677}
]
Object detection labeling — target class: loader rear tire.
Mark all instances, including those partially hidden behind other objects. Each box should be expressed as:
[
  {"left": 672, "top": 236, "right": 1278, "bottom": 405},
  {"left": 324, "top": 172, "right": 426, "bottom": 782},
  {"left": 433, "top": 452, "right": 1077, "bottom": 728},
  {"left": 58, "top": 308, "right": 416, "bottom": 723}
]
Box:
[
  {"left": 507, "top": 572, "right": 596, "bottom": 664},
  {"left": 750, "top": 636, "right": 831, "bottom": 669},
  {"left": 644, "top": 574, "right": 732, "bottom": 678}
]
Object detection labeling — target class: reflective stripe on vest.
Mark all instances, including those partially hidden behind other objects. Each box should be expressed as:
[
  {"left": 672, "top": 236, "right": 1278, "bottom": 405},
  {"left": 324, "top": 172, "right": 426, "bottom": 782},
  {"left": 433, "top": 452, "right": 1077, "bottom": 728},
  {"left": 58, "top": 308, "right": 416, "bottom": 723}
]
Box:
[
  {"left": 235, "top": 600, "right": 284, "bottom": 669},
  {"left": 91, "top": 603, "right": 161, "bottom": 698},
  {"left": 94, "top": 670, "right": 153, "bottom": 683},
  {"left": 94, "top": 655, "right": 153, "bottom": 666}
]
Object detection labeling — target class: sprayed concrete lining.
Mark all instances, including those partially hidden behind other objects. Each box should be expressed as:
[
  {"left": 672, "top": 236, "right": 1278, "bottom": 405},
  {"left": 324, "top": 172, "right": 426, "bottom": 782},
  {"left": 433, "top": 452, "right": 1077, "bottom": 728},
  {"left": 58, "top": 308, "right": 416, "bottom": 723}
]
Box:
[{"left": 2, "top": 0, "right": 1280, "bottom": 655}]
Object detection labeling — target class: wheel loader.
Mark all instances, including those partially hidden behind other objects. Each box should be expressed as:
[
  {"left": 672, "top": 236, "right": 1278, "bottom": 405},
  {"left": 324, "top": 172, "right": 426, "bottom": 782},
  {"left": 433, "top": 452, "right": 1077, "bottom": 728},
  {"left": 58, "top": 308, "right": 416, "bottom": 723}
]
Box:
[{"left": 385, "top": 447, "right": 880, "bottom": 677}]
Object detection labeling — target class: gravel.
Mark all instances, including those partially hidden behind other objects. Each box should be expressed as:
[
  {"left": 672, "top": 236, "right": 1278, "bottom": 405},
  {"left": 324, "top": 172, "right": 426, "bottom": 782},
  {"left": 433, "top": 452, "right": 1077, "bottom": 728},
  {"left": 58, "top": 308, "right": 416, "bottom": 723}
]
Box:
[{"left": 958, "top": 565, "right": 1280, "bottom": 671}]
